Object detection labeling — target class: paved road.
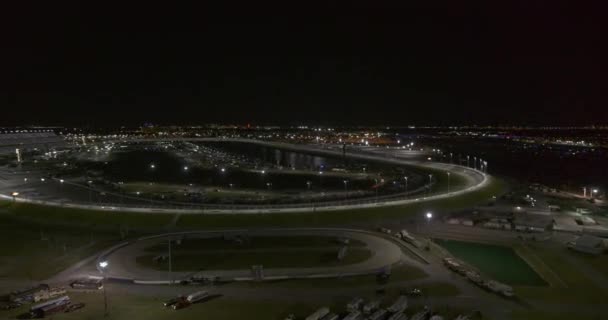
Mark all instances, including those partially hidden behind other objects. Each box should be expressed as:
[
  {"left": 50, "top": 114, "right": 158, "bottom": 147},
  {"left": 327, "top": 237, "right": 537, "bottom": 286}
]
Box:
[{"left": 0, "top": 138, "right": 490, "bottom": 214}]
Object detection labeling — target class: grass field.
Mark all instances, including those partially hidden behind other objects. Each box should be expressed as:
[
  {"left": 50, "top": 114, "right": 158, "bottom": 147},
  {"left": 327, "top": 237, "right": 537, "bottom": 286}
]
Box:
[
  {"left": 434, "top": 239, "right": 546, "bottom": 286},
  {"left": 136, "top": 247, "right": 372, "bottom": 271},
  {"left": 515, "top": 243, "right": 608, "bottom": 305},
  {"left": 143, "top": 235, "right": 366, "bottom": 253},
  {"left": 0, "top": 212, "right": 121, "bottom": 280},
  {"left": 571, "top": 252, "right": 608, "bottom": 278}
]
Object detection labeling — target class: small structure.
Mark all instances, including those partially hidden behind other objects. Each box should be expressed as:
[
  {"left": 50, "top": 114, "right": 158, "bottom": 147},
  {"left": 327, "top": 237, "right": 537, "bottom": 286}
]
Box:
[
  {"left": 513, "top": 213, "right": 553, "bottom": 232},
  {"left": 568, "top": 235, "right": 605, "bottom": 255}
]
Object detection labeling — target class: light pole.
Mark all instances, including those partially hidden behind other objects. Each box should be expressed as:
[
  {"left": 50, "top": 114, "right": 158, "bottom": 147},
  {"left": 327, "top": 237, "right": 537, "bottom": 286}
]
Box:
[
  {"left": 583, "top": 187, "right": 587, "bottom": 198},
  {"left": 466, "top": 155, "right": 470, "bottom": 168},
  {"left": 343, "top": 180, "right": 349, "bottom": 199},
  {"left": 318, "top": 171, "right": 323, "bottom": 190},
  {"left": 87, "top": 180, "right": 93, "bottom": 204},
  {"left": 450, "top": 153, "right": 453, "bottom": 164},
  {"left": 168, "top": 237, "right": 172, "bottom": 285},
  {"left": 11, "top": 192, "right": 19, "bottom": 202},
  {"left": 428, "top": 174, "right": 433, "bottom": 195},
  {"left": 404, "top": 176, "right": 408, "bottom": 194},
  {"left": 447, "top": 172, "right": 451, "bottom": 194},
  {"left": 99, "top": 261, "right": 109, "bottom": 317}
]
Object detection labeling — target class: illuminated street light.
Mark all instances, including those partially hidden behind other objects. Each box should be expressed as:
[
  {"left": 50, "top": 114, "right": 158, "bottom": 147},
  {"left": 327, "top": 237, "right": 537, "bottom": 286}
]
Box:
[
  {"left": 183, "top": 166, "right": 189, "bottom": 171},
  {"left": 220, "top": 168, "right": 226, "bottom": 173},
  {"left": 426, "top": 212, "right": 433, "bottom": 219},
  {"left": 343, "top": 180, "right": 349, "bottom": 198},
  {"left": 98, "top": 261, "right": 109, "bottom": 317},
  {"left": 40, "top": 178, "right": 46, "bottom": 182},
  {"left": 60, "top": 179, "right": 65, "bottom": 183},
  {"left": 150, "top": 163, "right": 156, "bottom": 169},
  {"left": 447, "top": 172, "right": 451, "bottom": 194}
]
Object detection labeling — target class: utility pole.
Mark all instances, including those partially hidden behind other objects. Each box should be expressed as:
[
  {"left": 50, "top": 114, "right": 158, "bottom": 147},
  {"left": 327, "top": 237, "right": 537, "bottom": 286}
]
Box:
[{"left": 168, "top": 237, "right": 172, "bottom": 285}]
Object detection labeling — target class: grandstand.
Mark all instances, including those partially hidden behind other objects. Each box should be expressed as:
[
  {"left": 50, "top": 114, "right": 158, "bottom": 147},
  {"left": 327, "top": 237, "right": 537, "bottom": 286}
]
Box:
[{"left": 0, "top": 129, "right": 67, "bottom": 155}]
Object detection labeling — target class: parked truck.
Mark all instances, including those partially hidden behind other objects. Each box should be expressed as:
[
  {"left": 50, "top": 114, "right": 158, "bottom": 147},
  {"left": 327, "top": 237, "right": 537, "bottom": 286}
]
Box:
[
  {"left": 30, "top": 296, "right": 70, "bottom": 318},
  {"left": 342, "top": 310, "right": 361, "bottom": 320},
  {"left": 387, "top": 295, "right": 408, "bottom": 313},
  {"left": 34, "top": 287, "right": 67, "bottom": 302},
  {"left": 347, "top": 297, "right": 364, "bottom": 312},
  {"left": 362, "top": 299, "right": 381, "bottom": 314},
  {"left": 186, "top": 291, "right": 208, "bottom": 303},
  {"left": 305, "top": 307, "right": 330, "bottom": 320},
  {"left": 387, "top": 312, "right": 407, "bottom": 320},
  {"left": 368, "top": 308, "right": 388, "bottom": 320}
]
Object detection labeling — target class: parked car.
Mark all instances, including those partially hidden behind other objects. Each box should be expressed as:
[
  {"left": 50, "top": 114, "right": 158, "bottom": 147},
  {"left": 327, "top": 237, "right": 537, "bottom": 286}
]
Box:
[{"left": 65, "top": 303, "right": 85, "bottom": 313}]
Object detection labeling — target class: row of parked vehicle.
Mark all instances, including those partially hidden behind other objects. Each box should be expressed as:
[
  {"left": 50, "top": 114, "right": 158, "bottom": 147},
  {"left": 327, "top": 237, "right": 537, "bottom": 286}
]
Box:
[{"left": 298, "top": 295, "right": 466, "bottom": 320}]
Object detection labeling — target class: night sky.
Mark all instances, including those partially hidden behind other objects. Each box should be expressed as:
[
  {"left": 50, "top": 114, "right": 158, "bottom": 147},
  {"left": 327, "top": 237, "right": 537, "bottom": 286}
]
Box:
[{"left": 1, "top": 2, "right": 607, "bottom": 126}]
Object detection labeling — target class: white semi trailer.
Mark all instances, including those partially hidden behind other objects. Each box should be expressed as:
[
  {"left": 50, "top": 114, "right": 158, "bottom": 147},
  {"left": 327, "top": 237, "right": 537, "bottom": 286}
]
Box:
[{"left": 305, "top": 307, "right": 330, "bottom": 320}]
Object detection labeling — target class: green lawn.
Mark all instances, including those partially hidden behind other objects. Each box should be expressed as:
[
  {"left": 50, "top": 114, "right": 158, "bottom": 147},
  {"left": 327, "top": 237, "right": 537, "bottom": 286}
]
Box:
[
  {"left": 570, "top": 251, "right": 608, "bottom": 278},
  {"left": 136, "top": 248, "right": 372, "bottom": 271},
  {"left": 0, "top": 212, "right": 121, "bottom": 280},
  {"left": 434, "top": 239, "right": 546, "bottom": 286},
  {"left": 4, "top": 202, "right": 176, "bottom": 230},
  {"left": 515, "top": 243, "right": 608, "bottom": 305}
]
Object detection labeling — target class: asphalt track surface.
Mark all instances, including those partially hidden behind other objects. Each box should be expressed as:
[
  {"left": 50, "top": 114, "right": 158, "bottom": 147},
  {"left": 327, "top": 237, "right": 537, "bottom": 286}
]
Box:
[
  {"left": 0, "top": 138, "right": 489, "bottom": 214},
  {"left": 97, "top": 228, "right": 407, "bottom": 282}
]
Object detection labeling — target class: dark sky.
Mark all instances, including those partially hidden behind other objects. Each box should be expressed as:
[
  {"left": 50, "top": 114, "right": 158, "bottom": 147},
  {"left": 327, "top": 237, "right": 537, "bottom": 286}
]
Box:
[{"left": 1, "top": 1, "right": 607, "bottom": 126}]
